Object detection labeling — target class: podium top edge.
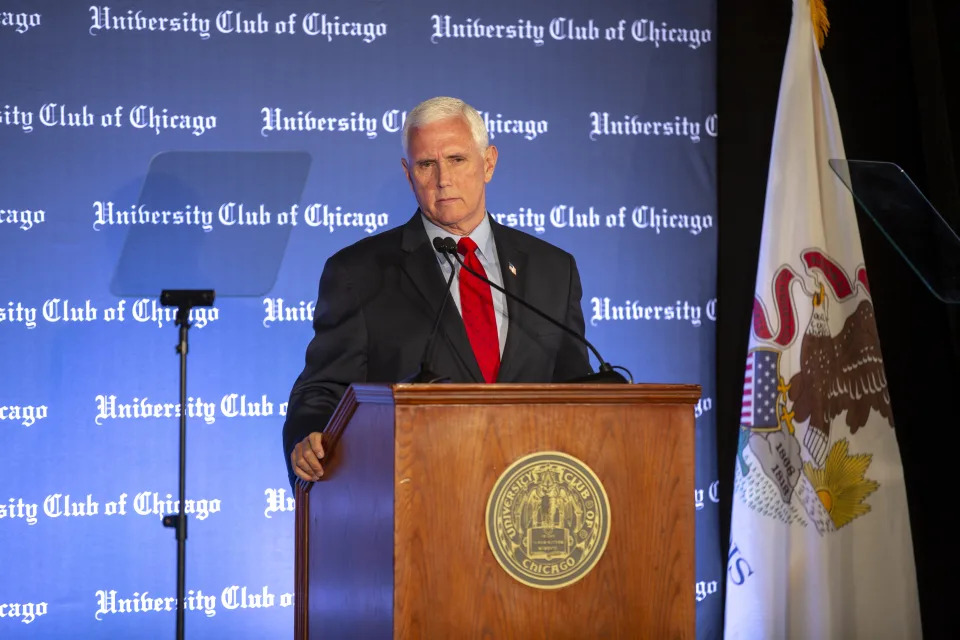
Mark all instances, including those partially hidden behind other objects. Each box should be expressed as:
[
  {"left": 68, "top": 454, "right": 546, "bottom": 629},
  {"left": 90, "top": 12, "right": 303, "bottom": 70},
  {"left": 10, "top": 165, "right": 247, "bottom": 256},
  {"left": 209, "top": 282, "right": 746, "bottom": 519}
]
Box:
[{"left": 347, "top": 383, "right": 702, "bottom": 406}]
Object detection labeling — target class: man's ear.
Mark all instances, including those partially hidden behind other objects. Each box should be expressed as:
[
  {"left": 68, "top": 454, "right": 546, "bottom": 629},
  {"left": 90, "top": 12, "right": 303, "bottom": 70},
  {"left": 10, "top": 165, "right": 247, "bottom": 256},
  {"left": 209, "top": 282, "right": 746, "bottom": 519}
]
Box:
[
  {"left": 401, "top": 157, "right": 414, "bottom": 189},
  {"left": 483, "top": 145, "right": 498, "bottom": 183}
]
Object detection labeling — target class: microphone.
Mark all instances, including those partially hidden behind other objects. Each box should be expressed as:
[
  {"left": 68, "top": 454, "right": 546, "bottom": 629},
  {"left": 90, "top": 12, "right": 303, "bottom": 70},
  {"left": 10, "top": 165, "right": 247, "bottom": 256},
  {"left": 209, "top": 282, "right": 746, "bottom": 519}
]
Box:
[
  {"left": 402, "top": 237, "right": 459, "bottom": 383},
  {"left": 438, "top": 237, "right": 631, "bottom": 384}
]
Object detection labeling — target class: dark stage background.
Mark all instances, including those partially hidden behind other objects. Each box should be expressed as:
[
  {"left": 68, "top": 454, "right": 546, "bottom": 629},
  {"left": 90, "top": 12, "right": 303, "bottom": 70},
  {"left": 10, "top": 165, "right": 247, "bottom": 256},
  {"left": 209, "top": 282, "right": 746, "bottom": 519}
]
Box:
[{"left": 717, "top": 0, "right": 960, "bottom": 636}]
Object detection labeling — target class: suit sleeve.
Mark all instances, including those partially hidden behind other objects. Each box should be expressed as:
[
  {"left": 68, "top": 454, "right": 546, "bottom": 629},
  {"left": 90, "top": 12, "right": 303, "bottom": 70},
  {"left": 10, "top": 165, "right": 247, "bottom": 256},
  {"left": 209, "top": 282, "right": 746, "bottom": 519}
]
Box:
[
  {"left": 282, "top": 253, "right": 367, "bottom": 487},
  {"left": 551, "top": 254, "right": 592, "bottom": 381}
]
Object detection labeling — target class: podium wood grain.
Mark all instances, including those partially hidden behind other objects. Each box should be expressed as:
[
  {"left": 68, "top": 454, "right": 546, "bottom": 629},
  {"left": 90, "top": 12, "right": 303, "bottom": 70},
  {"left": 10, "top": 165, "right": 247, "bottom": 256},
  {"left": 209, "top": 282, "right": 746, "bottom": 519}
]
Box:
[{"left": 296, "top": 383, "right": 698, "bottom": 639}]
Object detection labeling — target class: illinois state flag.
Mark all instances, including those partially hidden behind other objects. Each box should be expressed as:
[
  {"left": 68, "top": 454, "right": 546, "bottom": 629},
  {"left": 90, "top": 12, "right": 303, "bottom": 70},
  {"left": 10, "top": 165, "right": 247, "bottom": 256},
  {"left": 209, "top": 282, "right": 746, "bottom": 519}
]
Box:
[{"left": 724, "top": 1, "right": 921, "bottom": 638}]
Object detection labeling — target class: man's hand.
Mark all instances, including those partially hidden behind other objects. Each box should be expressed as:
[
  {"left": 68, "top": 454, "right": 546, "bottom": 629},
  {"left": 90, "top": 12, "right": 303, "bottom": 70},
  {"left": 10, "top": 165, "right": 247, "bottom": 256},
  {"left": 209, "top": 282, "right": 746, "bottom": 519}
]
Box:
[{"left": 291, "top": 432, "right": 325, "bottom": 482}]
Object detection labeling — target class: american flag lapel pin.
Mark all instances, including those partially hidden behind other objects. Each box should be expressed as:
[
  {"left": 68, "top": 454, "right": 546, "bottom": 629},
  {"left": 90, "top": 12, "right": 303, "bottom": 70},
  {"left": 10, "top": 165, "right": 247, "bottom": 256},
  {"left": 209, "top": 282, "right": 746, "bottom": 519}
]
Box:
[{"left": 508, "top": 262, "right": 517, "bottom": 276}]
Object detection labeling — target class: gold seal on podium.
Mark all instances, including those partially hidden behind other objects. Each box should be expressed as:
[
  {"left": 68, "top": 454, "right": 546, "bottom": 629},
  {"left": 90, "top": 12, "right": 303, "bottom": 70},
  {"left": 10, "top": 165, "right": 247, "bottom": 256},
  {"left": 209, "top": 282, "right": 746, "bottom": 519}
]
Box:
[{"left": 485, "top": 451, "right": 611, "bottom": 589}]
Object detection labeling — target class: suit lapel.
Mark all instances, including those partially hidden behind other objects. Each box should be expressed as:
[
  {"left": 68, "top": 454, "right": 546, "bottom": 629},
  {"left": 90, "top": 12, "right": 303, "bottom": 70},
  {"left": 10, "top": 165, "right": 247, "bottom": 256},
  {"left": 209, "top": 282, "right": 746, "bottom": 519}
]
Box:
[
  {"left": 399, "top": 212, "right": 484, "bottom": 382},
  {"left": 491, "top": 220, "right": 529, "bottom": 382}
]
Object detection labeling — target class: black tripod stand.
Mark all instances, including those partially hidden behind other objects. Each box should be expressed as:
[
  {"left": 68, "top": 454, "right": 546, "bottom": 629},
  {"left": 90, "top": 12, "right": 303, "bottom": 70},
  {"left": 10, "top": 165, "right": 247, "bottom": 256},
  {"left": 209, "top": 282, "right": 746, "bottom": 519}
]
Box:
[{"left": 159, "top": 289, "right": 215, "bottom": 640}]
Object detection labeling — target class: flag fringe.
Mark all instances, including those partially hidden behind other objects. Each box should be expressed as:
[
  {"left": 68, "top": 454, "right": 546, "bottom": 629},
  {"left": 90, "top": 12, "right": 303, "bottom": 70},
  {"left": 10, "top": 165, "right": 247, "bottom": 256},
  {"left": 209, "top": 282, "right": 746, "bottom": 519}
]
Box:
[{"left": 810, "top": 0, "right": 831, "bottom": 48}]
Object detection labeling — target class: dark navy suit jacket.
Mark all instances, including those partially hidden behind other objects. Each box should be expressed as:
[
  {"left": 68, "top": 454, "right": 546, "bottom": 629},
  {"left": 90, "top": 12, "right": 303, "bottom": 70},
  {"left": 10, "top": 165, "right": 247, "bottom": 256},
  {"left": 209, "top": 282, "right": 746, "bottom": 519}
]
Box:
[{"left": 281, "top": 211, "right": 591, "bottom": 486}]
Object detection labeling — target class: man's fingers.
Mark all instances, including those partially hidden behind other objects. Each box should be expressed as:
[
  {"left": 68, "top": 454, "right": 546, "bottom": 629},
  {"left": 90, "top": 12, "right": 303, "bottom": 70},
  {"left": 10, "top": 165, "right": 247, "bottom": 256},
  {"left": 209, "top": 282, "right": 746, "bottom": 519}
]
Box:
[
  {"left": 294, "top": 454, "right": 322, "bottom": 481},
  {"left": 300, "top": 446, "right": 325, "bottom": 477},
  {"left": 290, "top": 434, "right": 325, "bottom": 482},
  {"left": 307, "top": 432, "right": 325, "bottom": 459},
  {"left": 293, "top": 448, "right": 318, "bottom": 481},
  {"left": 293, "top": 463, "right": 315, "bottom": 483}
]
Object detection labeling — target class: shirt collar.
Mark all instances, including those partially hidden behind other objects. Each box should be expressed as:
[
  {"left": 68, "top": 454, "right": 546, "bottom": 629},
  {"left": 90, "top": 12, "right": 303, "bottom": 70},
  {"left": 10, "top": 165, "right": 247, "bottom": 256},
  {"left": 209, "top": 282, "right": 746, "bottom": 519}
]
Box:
[{"left": 420, "top": 211, "right": 494, "bottom": 261}]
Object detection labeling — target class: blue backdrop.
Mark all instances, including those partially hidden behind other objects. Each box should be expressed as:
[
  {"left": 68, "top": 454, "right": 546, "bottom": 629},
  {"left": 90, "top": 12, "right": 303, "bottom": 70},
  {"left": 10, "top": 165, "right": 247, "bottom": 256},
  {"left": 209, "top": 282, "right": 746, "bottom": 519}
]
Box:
[{"left": 0, "top": 1, "right": 718, "bottom": 637}]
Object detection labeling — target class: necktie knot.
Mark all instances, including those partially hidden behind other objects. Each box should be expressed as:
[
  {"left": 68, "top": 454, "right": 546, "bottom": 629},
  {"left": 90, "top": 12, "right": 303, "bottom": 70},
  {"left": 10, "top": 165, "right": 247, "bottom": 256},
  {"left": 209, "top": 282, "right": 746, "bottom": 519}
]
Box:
[{"left": 457, "top": 236, "right": 478, "bottom": 256}]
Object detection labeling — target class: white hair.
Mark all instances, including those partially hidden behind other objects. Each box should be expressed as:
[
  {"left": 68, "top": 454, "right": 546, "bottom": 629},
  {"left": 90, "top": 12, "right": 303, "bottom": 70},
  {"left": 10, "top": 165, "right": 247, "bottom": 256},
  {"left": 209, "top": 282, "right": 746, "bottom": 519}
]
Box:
[{"left": 401, "top": 96, "right": 489, "bottom": 156}]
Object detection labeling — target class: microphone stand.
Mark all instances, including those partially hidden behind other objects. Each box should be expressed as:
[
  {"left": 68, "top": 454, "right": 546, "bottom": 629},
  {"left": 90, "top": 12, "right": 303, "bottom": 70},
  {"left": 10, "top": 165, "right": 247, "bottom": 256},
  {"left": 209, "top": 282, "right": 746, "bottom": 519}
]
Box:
[
  {"left": 441, "top": 238, "right": 631, "bottom": 383},
  {"left": 403, "top": 240, "right": 459, "bottom": 383},
  {"left": 159, "top": 289, "right": 215, "bottom": 640}
]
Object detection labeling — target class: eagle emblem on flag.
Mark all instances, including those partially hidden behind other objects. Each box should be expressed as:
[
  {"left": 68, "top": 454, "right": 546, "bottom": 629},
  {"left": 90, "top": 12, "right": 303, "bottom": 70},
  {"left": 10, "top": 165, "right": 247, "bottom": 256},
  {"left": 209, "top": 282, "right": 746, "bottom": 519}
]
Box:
[
  {"left": 736, "top": 249, "right": 882, "bottom": 533},
  {"left": 788, "top": 284, "right": 892, "bottom": 465}
]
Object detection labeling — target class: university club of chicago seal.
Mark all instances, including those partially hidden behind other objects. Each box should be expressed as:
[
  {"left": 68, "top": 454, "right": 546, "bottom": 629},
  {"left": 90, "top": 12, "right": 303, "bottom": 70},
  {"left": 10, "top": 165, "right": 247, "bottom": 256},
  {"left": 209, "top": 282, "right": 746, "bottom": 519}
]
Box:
[{"left": 485, "top": 451, "right": 611, "bottom": 589}]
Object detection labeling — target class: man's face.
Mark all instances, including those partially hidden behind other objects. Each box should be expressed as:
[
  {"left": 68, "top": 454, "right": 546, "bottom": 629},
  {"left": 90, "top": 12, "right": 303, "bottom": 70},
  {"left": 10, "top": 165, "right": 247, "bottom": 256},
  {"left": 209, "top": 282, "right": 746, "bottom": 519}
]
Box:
[{"left": 401, "top": 116, "right": 498, "bottom": 236}]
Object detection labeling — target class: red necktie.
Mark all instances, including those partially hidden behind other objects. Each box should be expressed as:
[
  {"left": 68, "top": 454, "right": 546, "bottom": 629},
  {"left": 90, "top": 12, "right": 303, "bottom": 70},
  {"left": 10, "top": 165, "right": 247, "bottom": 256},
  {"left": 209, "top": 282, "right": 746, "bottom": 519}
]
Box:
[{"left": 457, "top": 237, "right": 500, "bottom": 383}]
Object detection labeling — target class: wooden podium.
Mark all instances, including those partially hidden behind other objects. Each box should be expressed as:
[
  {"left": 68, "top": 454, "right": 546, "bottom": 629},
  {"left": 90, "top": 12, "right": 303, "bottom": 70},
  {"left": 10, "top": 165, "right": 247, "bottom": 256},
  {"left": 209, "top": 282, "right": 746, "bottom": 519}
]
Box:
[{"left": 294, "top": 383, "right": 699, "bottom": 639}]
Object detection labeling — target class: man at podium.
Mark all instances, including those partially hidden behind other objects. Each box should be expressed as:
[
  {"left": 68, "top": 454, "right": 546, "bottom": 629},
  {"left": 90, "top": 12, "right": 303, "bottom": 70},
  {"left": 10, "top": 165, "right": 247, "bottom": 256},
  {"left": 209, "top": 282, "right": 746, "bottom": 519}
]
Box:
[{"left": 282, "top": 96, "right": 591, "bottom": 487}]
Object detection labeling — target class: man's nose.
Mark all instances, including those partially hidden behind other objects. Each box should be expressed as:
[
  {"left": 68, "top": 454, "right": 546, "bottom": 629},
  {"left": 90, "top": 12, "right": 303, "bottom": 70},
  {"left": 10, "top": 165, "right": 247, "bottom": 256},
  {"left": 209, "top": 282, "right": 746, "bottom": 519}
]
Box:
[{"left": 436, "top": 161, "right": 452, "bottom": 187}]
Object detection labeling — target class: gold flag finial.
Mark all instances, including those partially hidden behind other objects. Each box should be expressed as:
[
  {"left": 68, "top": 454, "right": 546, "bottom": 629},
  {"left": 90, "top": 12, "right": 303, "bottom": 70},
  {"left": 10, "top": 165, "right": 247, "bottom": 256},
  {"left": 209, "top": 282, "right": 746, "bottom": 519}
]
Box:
[{"left": 810, "top": 0, "right": 831, "bottom": 48}]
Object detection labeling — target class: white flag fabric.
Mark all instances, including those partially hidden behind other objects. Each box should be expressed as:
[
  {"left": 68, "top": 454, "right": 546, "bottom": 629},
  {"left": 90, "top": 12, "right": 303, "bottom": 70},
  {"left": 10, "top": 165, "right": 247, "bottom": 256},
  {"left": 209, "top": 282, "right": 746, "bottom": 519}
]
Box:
[{"left": 724, "top": 1, "right": 922, "bottom": 638}]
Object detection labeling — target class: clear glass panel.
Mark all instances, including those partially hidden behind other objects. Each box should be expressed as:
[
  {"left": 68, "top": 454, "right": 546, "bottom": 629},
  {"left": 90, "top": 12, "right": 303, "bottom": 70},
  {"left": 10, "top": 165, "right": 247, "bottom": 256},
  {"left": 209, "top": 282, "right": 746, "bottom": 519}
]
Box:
[
  {"left": 829, "top": 159, "right": 960, "bottom": 304},
  {"left": 111, "top": 151, "right": 312, "bottom": 297}
]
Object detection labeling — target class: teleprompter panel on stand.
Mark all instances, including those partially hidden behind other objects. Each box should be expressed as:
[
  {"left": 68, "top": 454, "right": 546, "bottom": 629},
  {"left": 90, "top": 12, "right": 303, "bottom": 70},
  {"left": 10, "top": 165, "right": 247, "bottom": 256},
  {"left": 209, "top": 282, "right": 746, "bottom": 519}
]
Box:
[
  {"left": 829, "top": 159, "right": 960, "bottom": 304},
  {"left": 111, "top": 150, "right": 311, "bottom": 297},
  {"left": 111, "top": 150, "right": 311, "bottom": 640}
]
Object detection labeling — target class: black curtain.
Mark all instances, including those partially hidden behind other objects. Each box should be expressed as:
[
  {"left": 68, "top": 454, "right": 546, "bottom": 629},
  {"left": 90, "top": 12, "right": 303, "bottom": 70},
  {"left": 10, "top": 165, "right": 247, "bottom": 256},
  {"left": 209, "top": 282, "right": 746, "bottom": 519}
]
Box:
[{"left": 717, "top": 0, "right": 959, "bottom": 636}]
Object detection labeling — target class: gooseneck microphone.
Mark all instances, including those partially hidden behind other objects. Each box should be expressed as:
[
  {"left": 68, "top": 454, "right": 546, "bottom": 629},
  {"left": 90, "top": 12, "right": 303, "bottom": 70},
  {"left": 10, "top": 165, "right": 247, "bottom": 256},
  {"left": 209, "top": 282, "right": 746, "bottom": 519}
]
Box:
[
  {"left": 439, "top": 237, "right": 631, "bottom": 384},
  {"left": 402, "top": 237, "right": 460, "bottom": 383}
]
